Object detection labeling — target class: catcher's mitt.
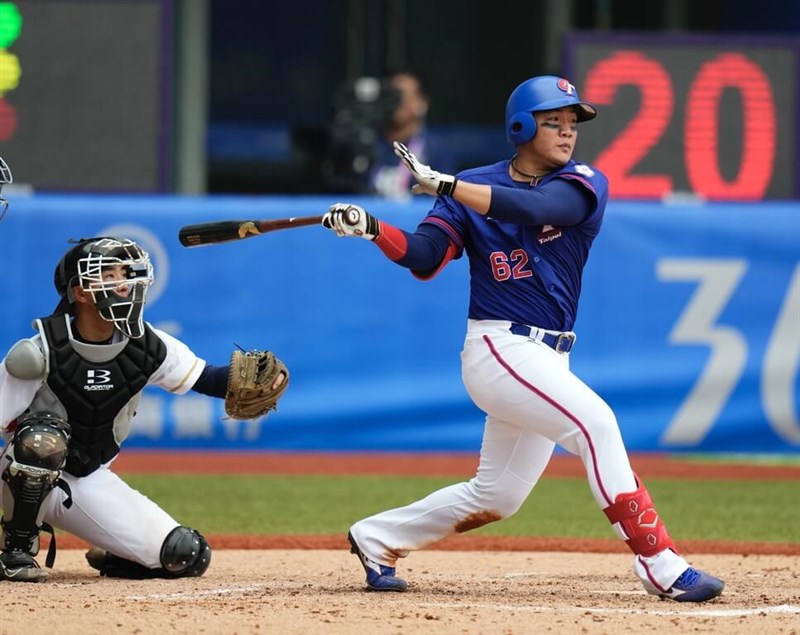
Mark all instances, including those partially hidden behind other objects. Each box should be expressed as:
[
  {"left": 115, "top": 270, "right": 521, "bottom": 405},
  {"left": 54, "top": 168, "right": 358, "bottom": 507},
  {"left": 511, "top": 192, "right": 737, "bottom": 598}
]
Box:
[{"left": 224, "top": 349, "right": 289, "bottom": 420}]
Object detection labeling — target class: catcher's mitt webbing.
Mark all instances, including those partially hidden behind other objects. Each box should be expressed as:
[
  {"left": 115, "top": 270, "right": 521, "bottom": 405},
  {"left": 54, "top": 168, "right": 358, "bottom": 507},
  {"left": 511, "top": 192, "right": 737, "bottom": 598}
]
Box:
[{"left": 224, "top": 349, "right": 289, "bottom": 420}]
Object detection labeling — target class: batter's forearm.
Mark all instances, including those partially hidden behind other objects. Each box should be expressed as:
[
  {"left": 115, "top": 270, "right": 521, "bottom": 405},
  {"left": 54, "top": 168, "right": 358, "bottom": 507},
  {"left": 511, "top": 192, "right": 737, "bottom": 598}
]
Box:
[{"left": 374, "top": 222, "right": 448, "bottom": 271}]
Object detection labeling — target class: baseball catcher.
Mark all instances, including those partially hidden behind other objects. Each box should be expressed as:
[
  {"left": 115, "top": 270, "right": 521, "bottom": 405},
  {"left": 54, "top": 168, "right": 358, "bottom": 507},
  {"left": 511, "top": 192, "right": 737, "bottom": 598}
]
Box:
[{"left": 0, "top": 236, "right": 289, "bottom": 581}]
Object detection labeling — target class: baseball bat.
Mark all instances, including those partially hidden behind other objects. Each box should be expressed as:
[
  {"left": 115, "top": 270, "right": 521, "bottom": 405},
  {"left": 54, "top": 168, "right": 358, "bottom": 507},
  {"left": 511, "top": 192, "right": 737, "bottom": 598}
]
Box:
[{"left": 179, "top": 215, "right": 324, "bottom": 247}]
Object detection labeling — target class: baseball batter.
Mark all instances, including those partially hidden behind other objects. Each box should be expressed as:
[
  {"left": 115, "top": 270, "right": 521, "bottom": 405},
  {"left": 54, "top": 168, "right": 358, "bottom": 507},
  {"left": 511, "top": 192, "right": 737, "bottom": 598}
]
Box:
[
  {"left": 0, "top": 236, "right": 287, "bottom": 581},
  {"left": 322, "top": 75, "right": 724, "bottom": 602}
]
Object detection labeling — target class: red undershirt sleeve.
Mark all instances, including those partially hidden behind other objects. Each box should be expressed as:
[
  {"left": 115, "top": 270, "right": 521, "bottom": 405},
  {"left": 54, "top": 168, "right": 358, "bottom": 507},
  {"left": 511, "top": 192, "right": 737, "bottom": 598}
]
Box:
[{"left": 372, "top": 221, "right": 456, "bottom": 280}]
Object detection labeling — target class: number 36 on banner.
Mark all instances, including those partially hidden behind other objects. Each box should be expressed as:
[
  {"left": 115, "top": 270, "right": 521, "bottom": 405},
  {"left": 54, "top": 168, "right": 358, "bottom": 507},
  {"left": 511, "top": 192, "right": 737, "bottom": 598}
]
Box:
[
  {"left": 567, "top": 34, "right": 800, "bottom": 201},
  {"left": 657, "top": 259, "right": 800, "bottom": 446}
]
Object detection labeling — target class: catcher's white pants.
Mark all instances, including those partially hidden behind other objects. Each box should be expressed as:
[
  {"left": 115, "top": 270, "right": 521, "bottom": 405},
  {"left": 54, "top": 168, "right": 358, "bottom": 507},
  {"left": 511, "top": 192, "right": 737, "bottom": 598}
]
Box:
[
  {"left": 0, "top": 447, "right": 178, "bottom": 569},
  {"left": 350, "top": 320, "right": 689, "bottom": 590}
]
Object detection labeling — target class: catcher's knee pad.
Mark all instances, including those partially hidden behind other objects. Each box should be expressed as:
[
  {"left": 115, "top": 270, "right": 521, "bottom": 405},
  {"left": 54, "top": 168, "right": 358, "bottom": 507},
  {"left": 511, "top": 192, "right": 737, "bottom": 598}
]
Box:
[
  {"left": 1, "top": 412, "right": 71, "bottom": 552},
  {"left": 160, "top": 526, "right": 211, "bottom": 577},
  {"left": 603, "top": 473, "right": 676, "bottom": 558}
]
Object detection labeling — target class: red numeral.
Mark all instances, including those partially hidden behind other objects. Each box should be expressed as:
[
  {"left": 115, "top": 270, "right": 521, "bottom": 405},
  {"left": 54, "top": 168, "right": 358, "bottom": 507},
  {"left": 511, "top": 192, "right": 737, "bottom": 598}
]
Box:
[
  {"left": 510, "top": 249, "right": 533, "bottom": 279},
  {"left": 583, "top": 51, "right": 674, "bottom": 197},
  {"left": 490, "top": 251, "right": 511, "bottom": 281},
  {"left": 685, "top": 53, "right": 776, "bottom": 200}
]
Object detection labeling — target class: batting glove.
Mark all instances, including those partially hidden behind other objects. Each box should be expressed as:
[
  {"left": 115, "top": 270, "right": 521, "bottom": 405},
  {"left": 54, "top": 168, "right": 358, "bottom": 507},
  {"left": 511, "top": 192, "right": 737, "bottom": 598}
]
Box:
[
  {"left": 393, "top": 141, "right": 458, "bottom": 197},
  {"left": 322, "top": 203, "right": 380, "bottom": 240}
]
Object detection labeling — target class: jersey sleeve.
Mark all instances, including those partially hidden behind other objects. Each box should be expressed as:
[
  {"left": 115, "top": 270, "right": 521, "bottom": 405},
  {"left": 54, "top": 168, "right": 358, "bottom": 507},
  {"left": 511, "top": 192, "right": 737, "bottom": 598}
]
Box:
[
  {"left": 147, "top": 328, "right": 207, "bottom": 395},
  {"left": 419, "top": 195, "right": 466, "bottom": 255},
  {"left": 559, "top": 163, "right": 608, "bottom": 207},
  {"left": 487, "top": 178, "right": 593, "bottom": 226}
]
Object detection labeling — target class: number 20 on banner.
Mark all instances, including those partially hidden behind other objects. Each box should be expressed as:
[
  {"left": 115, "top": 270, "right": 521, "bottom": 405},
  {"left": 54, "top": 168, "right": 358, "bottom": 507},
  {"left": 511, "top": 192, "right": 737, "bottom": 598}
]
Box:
[{"left": 572, "top": 36, "right": 799, "bottom": 201}]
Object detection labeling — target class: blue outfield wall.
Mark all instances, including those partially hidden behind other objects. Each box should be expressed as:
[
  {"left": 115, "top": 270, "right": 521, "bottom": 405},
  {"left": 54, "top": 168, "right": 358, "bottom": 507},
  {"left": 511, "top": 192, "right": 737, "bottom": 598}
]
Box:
[{"left": 0, "top": 194, "right": 798, "bottom": 454}]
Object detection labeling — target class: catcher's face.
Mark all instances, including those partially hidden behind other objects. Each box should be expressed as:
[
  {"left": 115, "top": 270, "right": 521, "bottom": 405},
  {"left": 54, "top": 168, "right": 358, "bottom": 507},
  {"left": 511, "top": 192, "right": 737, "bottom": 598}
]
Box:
[
  {"left": 96, "top": 265, "right": 132, "bottom": 298},
  {"left": 75, "top": 240, "right": 153, "bottom": 338}
]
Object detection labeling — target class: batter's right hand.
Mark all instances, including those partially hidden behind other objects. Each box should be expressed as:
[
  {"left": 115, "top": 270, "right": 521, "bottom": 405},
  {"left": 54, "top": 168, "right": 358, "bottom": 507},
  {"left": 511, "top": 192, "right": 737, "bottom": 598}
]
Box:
[{"left": 322, "top": 203, "right": 381, "bottom": 240}]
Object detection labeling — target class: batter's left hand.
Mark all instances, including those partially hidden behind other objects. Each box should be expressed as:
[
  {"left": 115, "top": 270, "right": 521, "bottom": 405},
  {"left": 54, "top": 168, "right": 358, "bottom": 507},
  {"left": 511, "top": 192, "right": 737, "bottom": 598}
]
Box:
[
  {"left": 393, "top": 142, "right": 458, "bottom": 197},
  {"left": 322, "top": 203, "right": 380, "bottom": 240}
]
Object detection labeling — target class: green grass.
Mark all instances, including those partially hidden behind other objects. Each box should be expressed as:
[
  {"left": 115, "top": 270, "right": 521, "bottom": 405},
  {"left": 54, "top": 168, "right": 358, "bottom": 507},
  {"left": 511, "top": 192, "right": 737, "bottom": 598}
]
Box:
[
  {"left": 671, "top": 453, "right": 800, "bottom": 466},
  {"left": 123, "top": 474, "right": 800, "bottom": 544}
]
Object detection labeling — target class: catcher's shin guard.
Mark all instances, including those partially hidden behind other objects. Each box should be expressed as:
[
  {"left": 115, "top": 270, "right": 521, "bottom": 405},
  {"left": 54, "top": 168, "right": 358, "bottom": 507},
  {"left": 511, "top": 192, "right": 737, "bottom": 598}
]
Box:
[
  {"left": 160, "top": 526, "right": 211, "bottom": 577},
  {"left": 603, "top": 474, "right": 676, "bottom": 558},
  {"left": 86, "top": 527, "right": 211, "bottom": 579},
  {"left": 1, "top": 413, "right": 70, "bottom": 556}
]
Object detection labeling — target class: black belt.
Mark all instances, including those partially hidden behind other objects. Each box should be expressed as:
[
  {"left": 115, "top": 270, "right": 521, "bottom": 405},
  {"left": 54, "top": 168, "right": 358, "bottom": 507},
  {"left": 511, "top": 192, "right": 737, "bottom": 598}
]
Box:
[{"left": 509, "top": 323, "right": 576, "bottom": 353}]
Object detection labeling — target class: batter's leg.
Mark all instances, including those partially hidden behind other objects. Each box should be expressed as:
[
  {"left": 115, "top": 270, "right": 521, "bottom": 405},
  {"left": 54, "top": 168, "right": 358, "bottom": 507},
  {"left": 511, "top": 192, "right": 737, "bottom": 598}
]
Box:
[
  {"left": 469, "top": 328, "right": 723, "bottom": 601},
  {"left": 349, "top": 416, "right": 555, "bottom": 589}
]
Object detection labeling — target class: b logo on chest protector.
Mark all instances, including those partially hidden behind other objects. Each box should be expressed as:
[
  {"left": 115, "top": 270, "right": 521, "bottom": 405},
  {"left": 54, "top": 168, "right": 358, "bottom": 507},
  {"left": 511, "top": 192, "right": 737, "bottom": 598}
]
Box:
[{"left": 84, "top": 369, "right": 114, "bottom": 391}]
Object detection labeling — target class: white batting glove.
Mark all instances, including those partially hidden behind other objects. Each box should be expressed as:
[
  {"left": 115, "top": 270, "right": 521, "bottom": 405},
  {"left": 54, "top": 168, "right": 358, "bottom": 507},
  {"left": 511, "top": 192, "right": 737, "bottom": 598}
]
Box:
[
  {"left": 321, "top": 203, "right": 381, "bottom": 240},
  {"left": 393, "top": 141, "right": 458, "bottom": 197}
]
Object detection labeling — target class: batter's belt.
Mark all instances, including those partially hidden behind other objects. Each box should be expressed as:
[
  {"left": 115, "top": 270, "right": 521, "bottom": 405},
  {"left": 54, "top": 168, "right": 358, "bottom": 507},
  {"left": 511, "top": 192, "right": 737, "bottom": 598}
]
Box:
[{"left": 509, "top": 323, "right": 576, "bottom": 353}]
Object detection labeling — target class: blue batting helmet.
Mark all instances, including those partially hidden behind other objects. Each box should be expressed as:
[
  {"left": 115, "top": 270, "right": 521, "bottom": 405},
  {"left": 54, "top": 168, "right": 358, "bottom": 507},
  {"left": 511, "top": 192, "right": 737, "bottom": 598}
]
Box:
[{"left": 505, "top": 76, "right": 597, "bottom": 146}]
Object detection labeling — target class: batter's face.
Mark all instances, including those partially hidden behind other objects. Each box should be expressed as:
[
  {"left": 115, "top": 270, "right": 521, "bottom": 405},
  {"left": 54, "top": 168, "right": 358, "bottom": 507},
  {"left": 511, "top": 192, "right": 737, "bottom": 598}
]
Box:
[{"left": 530, "top": 107, "right": 578, "bottom": 169}]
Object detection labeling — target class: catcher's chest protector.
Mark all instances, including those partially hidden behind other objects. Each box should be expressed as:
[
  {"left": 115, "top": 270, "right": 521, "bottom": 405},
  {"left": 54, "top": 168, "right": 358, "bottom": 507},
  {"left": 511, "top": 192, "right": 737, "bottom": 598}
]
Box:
[{"left": 37, "top": 316, "right": 167, "bottom": 476}]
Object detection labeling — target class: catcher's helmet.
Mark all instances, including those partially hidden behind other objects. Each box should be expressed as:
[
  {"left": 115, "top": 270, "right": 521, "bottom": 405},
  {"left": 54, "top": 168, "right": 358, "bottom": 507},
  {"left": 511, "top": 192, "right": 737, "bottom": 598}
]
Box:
[
  {"left": 505, "top": 76, "right": 597, "bottom": 146},
  {"left": 53, "top": 237, "right": 154, "bottom": 338}
]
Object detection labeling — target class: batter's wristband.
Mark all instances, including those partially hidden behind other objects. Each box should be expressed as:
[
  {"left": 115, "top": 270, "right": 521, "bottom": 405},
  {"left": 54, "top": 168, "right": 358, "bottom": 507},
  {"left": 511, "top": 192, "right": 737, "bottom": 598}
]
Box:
[{"left": 437, "top": 177, "right": 458, "bottom": 197}]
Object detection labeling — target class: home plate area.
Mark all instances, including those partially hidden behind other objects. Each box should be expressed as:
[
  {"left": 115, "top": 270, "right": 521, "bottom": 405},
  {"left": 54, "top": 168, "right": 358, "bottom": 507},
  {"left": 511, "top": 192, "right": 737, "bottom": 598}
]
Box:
[{"left": 4, "top": 550, "right": 797, "bottom": 635}]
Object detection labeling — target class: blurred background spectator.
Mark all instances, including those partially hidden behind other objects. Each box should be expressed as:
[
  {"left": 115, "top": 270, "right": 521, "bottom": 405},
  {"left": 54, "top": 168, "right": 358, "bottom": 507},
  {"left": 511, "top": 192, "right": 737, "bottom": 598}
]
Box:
[{"left": 323, "top": 70, "right": 457, "bottom": 197}]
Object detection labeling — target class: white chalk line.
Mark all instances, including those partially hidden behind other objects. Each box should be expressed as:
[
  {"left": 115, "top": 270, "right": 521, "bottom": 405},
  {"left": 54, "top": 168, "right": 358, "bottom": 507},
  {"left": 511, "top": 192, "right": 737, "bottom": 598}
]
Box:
[
  {"left": 123, "top": 583, "right": 269, "bottom": 600},
  {"left": 418, "top": 601, "right": 800, "bottom": 618}
]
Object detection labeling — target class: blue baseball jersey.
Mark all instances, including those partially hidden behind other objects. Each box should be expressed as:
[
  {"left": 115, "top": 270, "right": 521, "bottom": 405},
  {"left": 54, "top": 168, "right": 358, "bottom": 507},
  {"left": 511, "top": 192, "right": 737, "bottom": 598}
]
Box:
[{"left": 422, "top": 159, "right": 608, "bottom": 331}]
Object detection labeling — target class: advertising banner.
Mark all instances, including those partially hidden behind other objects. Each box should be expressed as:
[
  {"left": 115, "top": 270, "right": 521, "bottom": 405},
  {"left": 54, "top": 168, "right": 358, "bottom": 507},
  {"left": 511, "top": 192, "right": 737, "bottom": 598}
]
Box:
[{"left": 0, "top": 196, "right": 797, "bottom": 453}]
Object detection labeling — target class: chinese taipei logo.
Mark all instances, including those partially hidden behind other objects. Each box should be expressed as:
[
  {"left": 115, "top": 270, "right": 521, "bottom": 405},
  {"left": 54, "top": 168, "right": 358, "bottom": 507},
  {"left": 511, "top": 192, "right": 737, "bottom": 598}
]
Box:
[{"left": 84, "top": 369, "right": 114, "bottom": 391}]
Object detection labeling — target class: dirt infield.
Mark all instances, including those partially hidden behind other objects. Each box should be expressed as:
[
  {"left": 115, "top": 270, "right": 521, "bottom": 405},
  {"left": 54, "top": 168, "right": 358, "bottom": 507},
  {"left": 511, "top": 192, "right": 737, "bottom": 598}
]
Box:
[
  {"left": 8, "top": 551, "right": 799, "bottom": 635},
  {"left": 14, "top": 452, "right": 797, "bottom": 635}
]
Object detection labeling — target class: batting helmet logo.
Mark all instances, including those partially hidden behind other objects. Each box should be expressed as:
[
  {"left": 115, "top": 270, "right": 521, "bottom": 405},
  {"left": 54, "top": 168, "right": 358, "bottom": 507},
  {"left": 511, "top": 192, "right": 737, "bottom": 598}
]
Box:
[{"left": 556, "top": 78, "right": 575, "bottom": 95}]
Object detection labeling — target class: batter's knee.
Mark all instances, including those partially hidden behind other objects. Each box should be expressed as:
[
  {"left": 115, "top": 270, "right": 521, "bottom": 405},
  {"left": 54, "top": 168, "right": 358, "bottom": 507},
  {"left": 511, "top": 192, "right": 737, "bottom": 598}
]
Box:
[
  {"left": 468, "top": 477, "right": 528, "bottom": 520},
  {"left": 160, "top": 526, "right": 211, "bottom": 577}
]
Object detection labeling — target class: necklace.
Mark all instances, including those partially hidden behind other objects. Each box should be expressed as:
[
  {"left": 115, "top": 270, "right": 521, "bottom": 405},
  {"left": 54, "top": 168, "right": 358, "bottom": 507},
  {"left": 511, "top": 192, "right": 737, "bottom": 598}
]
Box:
[{"left": 510, "top": 156, "right": 545, "bottom": 185}]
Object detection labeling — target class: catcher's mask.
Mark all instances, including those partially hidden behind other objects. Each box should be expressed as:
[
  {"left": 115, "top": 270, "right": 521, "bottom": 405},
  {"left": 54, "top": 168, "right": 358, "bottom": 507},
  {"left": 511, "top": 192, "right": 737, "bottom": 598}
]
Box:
[
  {"left": 0, "top": 156, "right": 13, "bottom": 223},
  {"left": 53, "top": 237, "right": 154, "bottom": 338}
]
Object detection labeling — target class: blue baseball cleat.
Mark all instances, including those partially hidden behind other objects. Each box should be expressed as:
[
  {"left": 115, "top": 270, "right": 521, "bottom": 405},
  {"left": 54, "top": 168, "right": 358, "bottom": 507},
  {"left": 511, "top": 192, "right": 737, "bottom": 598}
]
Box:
[
  {"left": 347, "top": 531, "right": 408, "bottom": 592},
  {"left": 650, "top": 567, "right": 725, "bottom": 602}
]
